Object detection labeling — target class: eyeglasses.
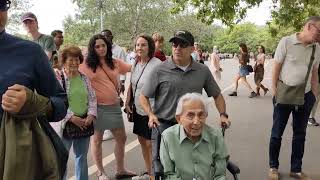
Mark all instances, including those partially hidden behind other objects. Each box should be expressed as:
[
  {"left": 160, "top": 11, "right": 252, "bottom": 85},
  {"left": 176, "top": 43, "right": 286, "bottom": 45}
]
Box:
[
  {"left": 0, "top": 0, "right": 11, "bottom": 11},
  {"left": 311, "top": 24, "right": 320, "bottom": 34},
  {"left": 172, "top": 42, "right": 189, "bottom": 48}
]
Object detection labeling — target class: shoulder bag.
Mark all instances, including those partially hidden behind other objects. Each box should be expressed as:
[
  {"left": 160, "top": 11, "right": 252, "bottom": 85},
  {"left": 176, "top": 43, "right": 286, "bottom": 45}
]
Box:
[
  {"left": 275, "top": 45, "right": 316, "bottom": 105},
  {"left": 126, "top": 60, "right": 150, "bottom": 122}
]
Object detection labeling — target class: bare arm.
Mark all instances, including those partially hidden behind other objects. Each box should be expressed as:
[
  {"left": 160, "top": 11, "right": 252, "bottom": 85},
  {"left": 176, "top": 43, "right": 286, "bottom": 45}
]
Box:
[
  {"left": 140, "top": 93, "right": 160, "bottom": 127},
  {"left": 272, "top": 61, "right": 282, "bottom": 96},
  {"left": 213, "top": 94, "right": 230, "bottom": 128},
  {"left": 259, "top": 54, "right": 266, "bottom": 65},
  {"left": 125, "top": 83, "right": 133, "bottom": 113},
  {"left": 311, "top": 65, "right": 319, "bottom": 96},
  {"left": 213, "top": 94, "right": 226, "bottom": 114}
]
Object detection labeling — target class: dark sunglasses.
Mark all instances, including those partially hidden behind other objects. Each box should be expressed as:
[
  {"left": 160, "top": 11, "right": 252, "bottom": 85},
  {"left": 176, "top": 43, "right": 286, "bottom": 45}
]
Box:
[
  {"left": 172, "top": 42, "right": 189, "bottom": 48},
  {"left": 0, "top": 0, "right": 11, "bottom": 11}
]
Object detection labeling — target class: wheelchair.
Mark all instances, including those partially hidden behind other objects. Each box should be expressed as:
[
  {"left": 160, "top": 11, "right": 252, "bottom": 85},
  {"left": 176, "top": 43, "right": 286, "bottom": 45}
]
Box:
[{"left": 153, "top": 125, "right": 240, "bottom": 180}]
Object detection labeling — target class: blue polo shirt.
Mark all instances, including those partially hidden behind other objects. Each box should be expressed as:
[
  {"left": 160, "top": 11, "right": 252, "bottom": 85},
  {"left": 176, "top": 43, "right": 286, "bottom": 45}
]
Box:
[{"left": 0, "top": 30, "right": 67, "bottom": 122}]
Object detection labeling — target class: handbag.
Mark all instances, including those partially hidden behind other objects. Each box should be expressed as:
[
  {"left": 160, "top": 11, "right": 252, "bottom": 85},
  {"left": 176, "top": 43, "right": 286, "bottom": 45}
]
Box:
[
  {"left": 63, "top": 114, "right": 94, "bottom": 139},
  {"left": 275, "top": 45, "right": 315, "bottom": 105},
  {"left": 60, "top": 72, "right": 94, "bottom": 139},
  {"left": 127, "top": 102, "right": 137, "bottom": 123},
  {"left": 126, "top": 60, "right": 150, "bottom": 122},
  {"left": 246, "top": 64, "right": 253, "bottom": 73}
]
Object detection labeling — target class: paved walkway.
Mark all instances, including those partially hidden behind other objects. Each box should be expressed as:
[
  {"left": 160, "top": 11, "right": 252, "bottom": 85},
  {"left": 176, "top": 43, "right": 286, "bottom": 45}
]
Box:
[{"left": 67, "top": 58, "right": 320, "bottom": 180}]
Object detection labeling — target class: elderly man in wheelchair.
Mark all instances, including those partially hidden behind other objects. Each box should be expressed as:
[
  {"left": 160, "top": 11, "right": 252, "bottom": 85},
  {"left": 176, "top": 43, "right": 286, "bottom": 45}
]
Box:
[{"left": 159, "top": 93, "right": 228, "bottom": 180}]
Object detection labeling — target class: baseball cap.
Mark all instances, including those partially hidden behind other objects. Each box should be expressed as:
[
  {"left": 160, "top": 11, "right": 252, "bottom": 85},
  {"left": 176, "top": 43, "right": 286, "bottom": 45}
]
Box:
[
  {"left": 0, "top": 0, "right": 11, "bottom": 11},
  {"left": 21, "top": 12, "right": 37, "bottom": 22},
  {"left": 169, "top": 30, "right": 194, "bottom": 46}
]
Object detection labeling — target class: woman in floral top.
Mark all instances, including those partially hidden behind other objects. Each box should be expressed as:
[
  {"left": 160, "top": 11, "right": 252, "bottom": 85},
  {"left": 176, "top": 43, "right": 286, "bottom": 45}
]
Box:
[{"left": 51, "top": 46, "right": 97, "bottom": 180}]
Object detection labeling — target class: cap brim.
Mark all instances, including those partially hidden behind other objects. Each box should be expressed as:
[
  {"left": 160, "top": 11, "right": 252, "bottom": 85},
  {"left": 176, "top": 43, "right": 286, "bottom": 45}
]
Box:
[
  {"left": 169, "top": 37, "right": 190, "bottom": 44},
  {"left": 21, "top": 17, "right": 36, "bottom": 22}
]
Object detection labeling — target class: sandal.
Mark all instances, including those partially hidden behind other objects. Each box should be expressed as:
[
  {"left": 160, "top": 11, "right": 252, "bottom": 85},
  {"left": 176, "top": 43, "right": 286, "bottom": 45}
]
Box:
[{"left": 96, "top": 172, "right": 109, "bottom": 180}]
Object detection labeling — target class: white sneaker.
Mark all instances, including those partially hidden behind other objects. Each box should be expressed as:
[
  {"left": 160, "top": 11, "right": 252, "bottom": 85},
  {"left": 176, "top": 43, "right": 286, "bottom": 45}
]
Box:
[
  {"left": 102, "top": 130, "right": 114, "bottom": 141},
  {"left": 131, "top": 174, "right": 150, "bottom": 180}
]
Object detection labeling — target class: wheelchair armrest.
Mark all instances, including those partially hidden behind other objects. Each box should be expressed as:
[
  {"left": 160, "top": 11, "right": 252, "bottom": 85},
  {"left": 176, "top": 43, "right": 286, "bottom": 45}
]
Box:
[{"left": 227, "top": 161, "right": 240, "bottom": 174}]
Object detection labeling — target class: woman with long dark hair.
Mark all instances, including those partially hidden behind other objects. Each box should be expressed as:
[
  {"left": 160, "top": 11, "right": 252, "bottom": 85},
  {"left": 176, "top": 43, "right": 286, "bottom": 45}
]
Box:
[
  {"left": 254, "top": 45, "right": 269, "bottom": 96},
  {"left": 79, "top": 34, "right": 136, "bottom": 180},
  {"left": 228, "top": 43, "right": 257, "bottom": 98}
]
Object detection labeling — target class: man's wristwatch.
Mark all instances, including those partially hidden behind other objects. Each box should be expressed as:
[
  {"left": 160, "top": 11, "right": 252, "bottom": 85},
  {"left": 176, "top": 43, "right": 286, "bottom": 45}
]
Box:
[{"left": 220, "top": 112, "right": 229, "bottom": 118}]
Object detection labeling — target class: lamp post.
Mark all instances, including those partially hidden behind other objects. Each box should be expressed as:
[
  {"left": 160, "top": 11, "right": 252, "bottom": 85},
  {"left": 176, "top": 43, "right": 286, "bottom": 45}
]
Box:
[{"left": 97, "top": 0, "right": 103, "bottom": 32}]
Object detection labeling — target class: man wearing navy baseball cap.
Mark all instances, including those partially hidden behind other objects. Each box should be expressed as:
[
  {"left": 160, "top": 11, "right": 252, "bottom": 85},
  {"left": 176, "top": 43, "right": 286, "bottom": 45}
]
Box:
[{"left": 140, "top": 30, "right": 230, "bottom": 177}]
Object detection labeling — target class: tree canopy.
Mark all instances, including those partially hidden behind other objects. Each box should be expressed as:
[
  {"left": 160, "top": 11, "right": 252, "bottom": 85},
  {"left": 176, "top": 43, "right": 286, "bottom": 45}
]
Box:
[
  {"left": 6, "top": 0, "right": 32, "bottom": 33},
  {"left": 8, "top": 0, "right": 319, "bottom": 55},
  {"left": 171, "top": 0, "right": 320, "bottom": 33}
]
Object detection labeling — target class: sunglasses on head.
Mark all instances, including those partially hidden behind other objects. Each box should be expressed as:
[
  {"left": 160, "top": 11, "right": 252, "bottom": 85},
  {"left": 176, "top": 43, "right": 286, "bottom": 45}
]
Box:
[
  {"left": 172, "top": 41, "right": 190, "bottom": 48},
  {"left": 101, "top": 32, "right": 113, "bottom": 37},
  {"left": 0, "top": 0, "right": 11, "bottom": 11}
]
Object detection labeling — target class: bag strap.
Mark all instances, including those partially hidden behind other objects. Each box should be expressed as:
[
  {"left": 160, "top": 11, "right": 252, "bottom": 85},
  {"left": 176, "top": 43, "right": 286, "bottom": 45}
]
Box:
[
  {"left": 99, "top": 64, "right": 120, "bottom": 95},
  {"left": 60, "top": 71, "right": 66, "bottom": 92},
  {"left": 304, "top": 45, "right": 316, "bottom": 85},
  {"left": 132, "top": 59, "right": 151, "bottom": 99},
  {"left": 279, "top": 44, "right": 316, "bottom": 85}
]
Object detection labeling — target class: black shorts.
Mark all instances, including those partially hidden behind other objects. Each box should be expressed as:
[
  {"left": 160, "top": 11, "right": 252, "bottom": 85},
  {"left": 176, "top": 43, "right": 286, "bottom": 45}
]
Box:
[{"left": 133, "top": 112, "right": 151, "bottom": 140}]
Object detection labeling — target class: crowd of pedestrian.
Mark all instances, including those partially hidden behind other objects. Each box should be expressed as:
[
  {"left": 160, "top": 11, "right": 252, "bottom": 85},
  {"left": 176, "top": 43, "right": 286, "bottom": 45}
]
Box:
[{"left": 1, "top": 1, "right": 320, "bottom": 180}]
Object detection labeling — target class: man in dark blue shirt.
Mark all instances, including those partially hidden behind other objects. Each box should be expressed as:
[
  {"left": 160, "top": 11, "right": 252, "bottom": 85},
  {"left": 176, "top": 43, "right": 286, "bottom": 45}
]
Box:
[{"left": 0, "top": 0, "right": 67, "bottom": 122}]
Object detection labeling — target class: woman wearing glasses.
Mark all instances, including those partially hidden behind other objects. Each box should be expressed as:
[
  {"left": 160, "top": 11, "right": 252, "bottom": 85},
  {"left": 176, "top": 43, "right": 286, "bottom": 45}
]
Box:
[{"left": 160, "top": 93, "right": 228, "bottom": 180}]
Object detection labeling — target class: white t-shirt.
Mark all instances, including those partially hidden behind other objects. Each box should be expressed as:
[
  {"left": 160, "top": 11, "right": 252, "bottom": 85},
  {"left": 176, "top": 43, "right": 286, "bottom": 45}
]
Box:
[
  {"left": 176, "top": 63, "right": 190, "bottom": 72},
  {"left": 112, "top": 43, "right": 127, "bottom": 81},
  {"left": 274, "top": 33, "right": 320, "bottom": 92}
]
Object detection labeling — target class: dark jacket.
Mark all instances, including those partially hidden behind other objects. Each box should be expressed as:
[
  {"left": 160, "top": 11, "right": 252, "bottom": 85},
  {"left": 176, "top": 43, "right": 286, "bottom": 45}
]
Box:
[
  {"left": 0, "top": 30, "right": 68, "bottom": 122},
  {"left": 0, "top": 88, "right": 68, "bottom": 180}
]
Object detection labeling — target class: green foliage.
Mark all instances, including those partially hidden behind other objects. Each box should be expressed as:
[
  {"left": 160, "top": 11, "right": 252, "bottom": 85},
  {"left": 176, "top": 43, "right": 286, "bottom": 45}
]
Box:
[
  {"left": 209, "top": 23, "right": 280, "bottom": 54},
  {"left": 269, "top": 0, "right": 320, "bottom": 33},
  {"left": 7, "top": 0, "right": 32, "bottom": 33},
  {"left": 171, "top": 0, "right": 320, "bottom": 36},
  {"left": 171, "top": 0, "right": 263, "bottom": 26},
  {"left": 64, "top": 0, "right": 218, "bottom": 54},
  {"left": 63, "top": 0, "right": 282, "bottom": 56}
]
